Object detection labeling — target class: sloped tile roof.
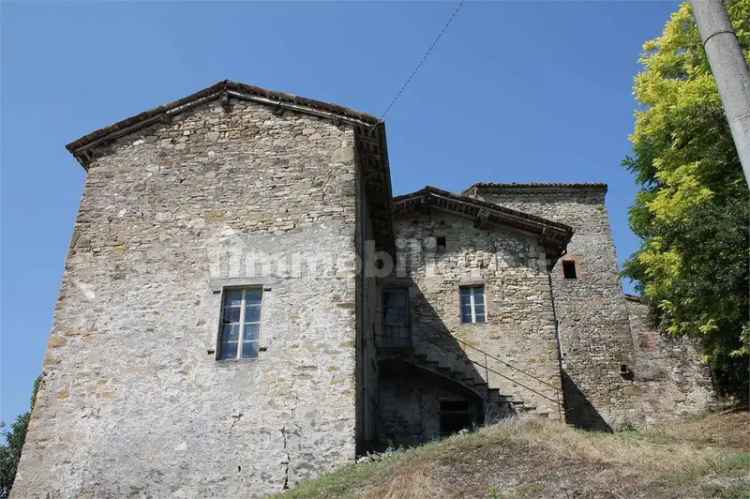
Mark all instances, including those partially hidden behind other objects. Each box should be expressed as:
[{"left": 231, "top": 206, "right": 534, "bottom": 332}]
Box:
[
  {"left": 465, "top": 182, "right": 607, "bottom": 194},
  {"left": 66, "top": 80, "right": 380, "bottom": 165},
  {"left": 393, "top": 186, "right": 573, "bottom": 256}
]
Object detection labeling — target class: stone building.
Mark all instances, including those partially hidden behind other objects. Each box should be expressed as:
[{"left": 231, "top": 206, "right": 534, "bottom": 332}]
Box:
[{"left": 12, "top": 81, "right": 715, "bottom": 498}]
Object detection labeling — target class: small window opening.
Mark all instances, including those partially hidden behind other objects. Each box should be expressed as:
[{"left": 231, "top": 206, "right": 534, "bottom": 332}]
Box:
[
  {"left": 218, "top": 287, "right": 262, "bottom": 360},
  {"left": 620, "top": 364, "right": 634, "bottom": 380},
  {"left": 460, "top": 285, "right": 485, "bottom": 323},
  {"left": 436, "top": 236, "right": 446, "bottom": 251},
  {"left": 562, "top": 260, "right": 577, "bottom": 279}
]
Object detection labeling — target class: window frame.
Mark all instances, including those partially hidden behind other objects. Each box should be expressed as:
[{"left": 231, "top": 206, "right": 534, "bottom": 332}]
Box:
[
  {"left": 459, "top": 285, "right": 486, "bottom": 324},
  {"left": 217, "top": 286, "right": 263, "bottom": 361}
]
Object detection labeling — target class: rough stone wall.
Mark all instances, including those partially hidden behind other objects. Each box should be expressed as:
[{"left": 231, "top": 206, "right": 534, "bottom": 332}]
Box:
[
  {"left": 389, "top": 209, "right": 563, "bottom": 418},
  {"left": 377, "top": 365, "right": 482, "bottom": 446},
  {"left": 13, "top": 99, "right": 362, "bottom": 498},
  {"left": 626, "top": 297, "right": 715, "bottom": 424},
  {"left": 469, "top": 186, "right": 634, "bottom": 429}
]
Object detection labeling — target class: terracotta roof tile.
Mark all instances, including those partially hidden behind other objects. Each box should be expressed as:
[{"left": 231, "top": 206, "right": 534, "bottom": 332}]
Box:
[
  {"left": 66, "top": 80, "right": 380, "bottom": 159},
  {"left": 393, "top": 186, "right": 573, "bottom": 254},
  {"left": 465, "top": 182, "right": 608, "bottom": 194}
]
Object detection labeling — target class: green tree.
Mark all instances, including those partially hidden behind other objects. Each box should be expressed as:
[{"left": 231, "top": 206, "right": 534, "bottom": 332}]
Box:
[
  {"left": 624, "top": 0, "right": 750, "bottom": 402},
  {"left": 0, "top": 376, "right": 41, "bottom": 498}
]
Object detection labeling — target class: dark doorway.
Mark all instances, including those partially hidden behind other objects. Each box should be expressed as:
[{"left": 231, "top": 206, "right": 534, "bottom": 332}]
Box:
[
  {"left": 439, "top": 400, "right": 471, "bottom": 436},
  {"left": 382, "top": 287, "right": 411, "bottom": 349}
]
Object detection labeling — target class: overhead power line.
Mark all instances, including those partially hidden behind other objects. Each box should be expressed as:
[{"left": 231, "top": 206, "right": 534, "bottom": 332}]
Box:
[{"left": 380, "top": 0, "right": 465, "bottom": 120}]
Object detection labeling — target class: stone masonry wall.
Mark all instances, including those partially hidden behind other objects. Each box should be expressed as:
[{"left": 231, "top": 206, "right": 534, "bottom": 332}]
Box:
[
  {"left": 390, "top": 209, "right": 563, "bottom": 418},
  {"left": 626, "top": 297, "right": 715, "bottom": 424},
  {"left": 13, "top": 98, "right": 361, "bottom": 498},
  {"left": 469, "top": 186, "right": 634, "bottom": 430},
  {"left": 378, "top": 365, "right": 482, "bottom": 446}
]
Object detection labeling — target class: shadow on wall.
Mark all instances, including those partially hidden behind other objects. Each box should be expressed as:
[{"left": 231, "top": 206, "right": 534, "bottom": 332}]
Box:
[
  {"left": 561, "top": 370, "right": 612, "bottom": 432},
  {"left": 376, "top": 361, "right": 485, "bottom": 449},
  {"left": 375, "top": 280, "right": 518, "bottom": 448},
  {"left": 411, "top": 282, "right": 500, "bottom": 402}
]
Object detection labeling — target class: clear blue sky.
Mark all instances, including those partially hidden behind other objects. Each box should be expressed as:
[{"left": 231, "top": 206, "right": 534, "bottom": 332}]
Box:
[{"left": 1, "top": 1, "right": 679, "bottom": 426}]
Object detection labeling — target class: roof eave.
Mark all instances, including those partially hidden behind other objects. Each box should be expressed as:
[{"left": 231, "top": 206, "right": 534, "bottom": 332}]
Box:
[
  {"left": 393, "top": 187, "right": 574, "bottom": 255},
  {"left": 66, "top": 80, "right": 381, "bottom": 169},
  {"left": 464, "top": 182, "right": 608, "bottom": 195}
]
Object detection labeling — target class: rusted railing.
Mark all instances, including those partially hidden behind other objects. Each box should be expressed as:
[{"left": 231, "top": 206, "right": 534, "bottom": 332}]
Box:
[
  {"left": 376, "top": 323, "right": 565, "bottom": 419},
  {"left": 453, "top": 337, "right": 564, "bottom": 420}
]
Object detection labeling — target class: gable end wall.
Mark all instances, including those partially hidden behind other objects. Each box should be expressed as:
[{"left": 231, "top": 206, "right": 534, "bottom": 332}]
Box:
[{"left": 13, "top": 98, "right": 361, "bottom": 498}]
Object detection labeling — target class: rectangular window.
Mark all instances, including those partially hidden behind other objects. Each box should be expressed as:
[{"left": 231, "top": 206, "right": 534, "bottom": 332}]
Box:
[
  {"left": 562, "top": 260, "right": 577, "bottom": 279},
  {"left": 219, "top": 287, "right": 262, "bottom": 360},
  {"left": 460, "top": 285, "right": 485, "bottom": 323}
]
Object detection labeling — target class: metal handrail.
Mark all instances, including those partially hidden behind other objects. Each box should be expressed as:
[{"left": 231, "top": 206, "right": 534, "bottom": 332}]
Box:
[
  {"left": 451, "top": 336, "right": 564, "bottom": 419},
  {"left": 453, "top": 336, "right": 559, "bottom": 391},
  {"left": 379, "top": 325, "right": 565, "bottom": 418},
  {"left": 470, "top": 358, "right": 560, "bottom": 405}
]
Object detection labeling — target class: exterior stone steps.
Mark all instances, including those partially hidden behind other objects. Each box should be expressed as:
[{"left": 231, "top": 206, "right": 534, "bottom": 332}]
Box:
[
  {"left": 386, "top": 348, "right": 547, "bottom": 423},
  {"left": 406, "top": 350, "right": 529, "bottom": 422}
]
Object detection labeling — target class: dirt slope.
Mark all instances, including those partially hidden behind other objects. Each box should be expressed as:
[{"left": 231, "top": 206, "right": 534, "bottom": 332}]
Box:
[{"left": 279, "top": 411, "right": 750, "bottom": 499}]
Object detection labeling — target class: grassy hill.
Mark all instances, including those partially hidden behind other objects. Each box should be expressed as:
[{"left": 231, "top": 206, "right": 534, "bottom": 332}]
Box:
[{"left": 279, "top": 411, "right": 750, "bottom": 499}]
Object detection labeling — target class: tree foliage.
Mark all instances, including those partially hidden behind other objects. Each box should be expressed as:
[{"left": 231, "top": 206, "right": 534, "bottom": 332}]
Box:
[
  {"left": 624, "top": 0, "right": 750, "bottom": 401},
  {"left": 0, "top": 377, "right": 41, "bottom": 498}
]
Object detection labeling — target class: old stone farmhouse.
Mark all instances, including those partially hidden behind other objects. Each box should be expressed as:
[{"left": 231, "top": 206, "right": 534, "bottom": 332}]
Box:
[{"left": 13, "top": 81, "right": 715, "bottom": 498}]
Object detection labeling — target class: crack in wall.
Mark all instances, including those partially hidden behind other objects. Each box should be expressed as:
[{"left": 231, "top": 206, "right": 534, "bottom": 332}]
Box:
[
  {"left": 281, "top": 384, "right": 301, "bottom": 491},
  {"left": 280, "top": 426, "right": 289, "bottom": 490}
]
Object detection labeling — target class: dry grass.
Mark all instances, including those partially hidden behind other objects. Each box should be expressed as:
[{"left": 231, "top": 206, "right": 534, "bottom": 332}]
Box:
[{"left": 278, "top": 410, "right": 750, "bottom": 499}]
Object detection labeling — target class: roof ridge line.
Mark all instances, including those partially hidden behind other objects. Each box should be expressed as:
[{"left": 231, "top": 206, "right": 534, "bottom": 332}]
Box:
[
  {"left": 393, "top": 185, "right": 574, "bottom": 234},
  {"left": 465, "top": 181, "right": 608, "bottom": 194},
  {"left": 66, "top": 80, "right": 381, "bottom": 167}
]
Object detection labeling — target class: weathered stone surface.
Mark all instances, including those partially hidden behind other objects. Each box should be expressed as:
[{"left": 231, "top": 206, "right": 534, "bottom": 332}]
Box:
[
  {"left": 15, "top": 83, "right": 717, "bottom": 498},
  {"left": 386, "top": 208, "right": 563, "bottom": 425},
  {"left": 468, "top": 185, "right": 635, "bottom": 429},
  {"left": 625, "top": 296, "right": 715, "bottom": 424},
  {"left": 13, "top": 98, "right": 365, "bottom": 498},
  {"left": 466, "top": 184, "right": 715, "bottom": 429},
  {"left": 378, "top": 365, "right": 483, "bottom": 445}
]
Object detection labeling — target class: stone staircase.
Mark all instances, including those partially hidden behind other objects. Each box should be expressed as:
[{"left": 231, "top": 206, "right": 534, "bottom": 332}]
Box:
[{"left": 383, "top": 349, "right": 546, "bottom": 423}]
